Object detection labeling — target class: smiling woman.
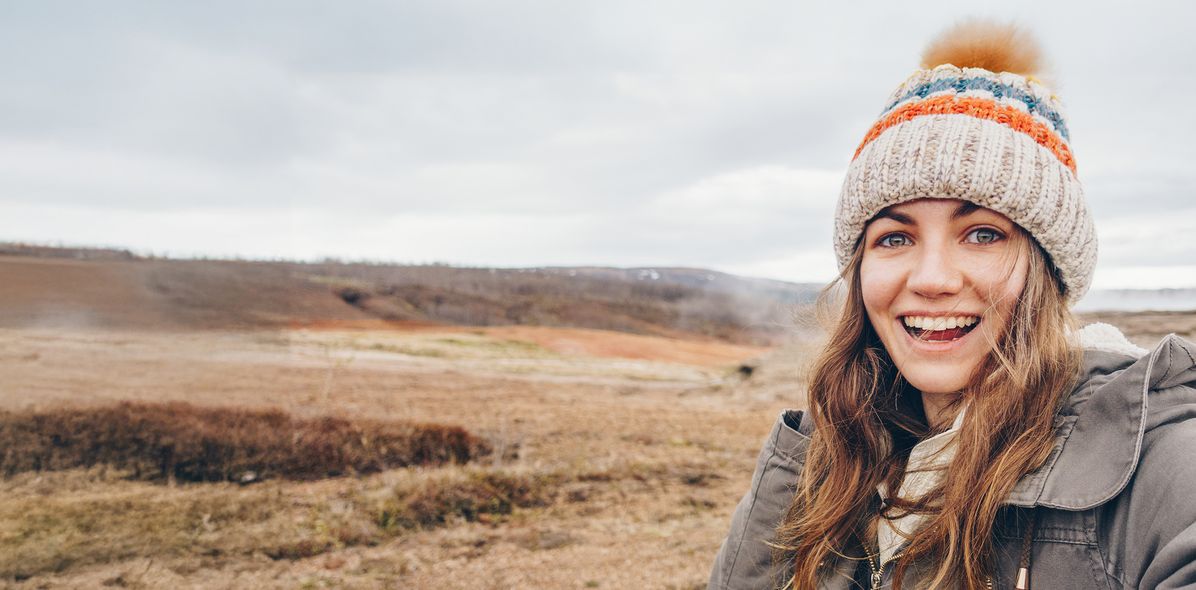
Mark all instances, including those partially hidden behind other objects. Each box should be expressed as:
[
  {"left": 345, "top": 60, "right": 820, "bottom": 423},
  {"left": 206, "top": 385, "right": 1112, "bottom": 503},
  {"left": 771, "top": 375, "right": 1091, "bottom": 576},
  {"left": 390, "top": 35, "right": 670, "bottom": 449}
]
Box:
[
  {"left": 707, "top": 19, "right": 1196, "bottom": 590},
  {"left": 861, "top": 199, "right": 1032, "bottom": 425}
]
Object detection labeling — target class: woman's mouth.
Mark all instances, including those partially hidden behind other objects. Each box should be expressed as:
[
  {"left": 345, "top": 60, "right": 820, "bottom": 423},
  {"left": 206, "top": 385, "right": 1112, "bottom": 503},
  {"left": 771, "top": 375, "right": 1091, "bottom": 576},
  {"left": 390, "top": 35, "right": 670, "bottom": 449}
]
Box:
[{"left": 901, "top": 315, "right": 981, "bottom": 342}]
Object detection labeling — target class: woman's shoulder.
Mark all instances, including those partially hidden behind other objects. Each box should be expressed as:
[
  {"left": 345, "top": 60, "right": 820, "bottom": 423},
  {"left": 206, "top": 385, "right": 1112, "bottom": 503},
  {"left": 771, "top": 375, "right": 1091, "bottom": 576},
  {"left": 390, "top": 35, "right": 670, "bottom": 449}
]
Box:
[
  {"left": 1071, "top": 323, "right": 1196, "bottom": 403},
  {"left": 1007, "top": 326, "right": 1196, "bottom": 510},
  {"left": 1123, "top": 330, "right": 1196, "bottom": 472},
  {"left": 1070, "top": 328, "right": 1196, "bottom": 588},
  {"left": 1077, "top": 323, "right": 1195, "bottom": 392},
  {"left": 1108, "top": 329, "right": 1196, "bottom": 476},
  {"left": 707, "top": 409, "right": 812, "bottom": 590},
  {"left": 775, "top": 408, "right": 814, "bottom": 458}
]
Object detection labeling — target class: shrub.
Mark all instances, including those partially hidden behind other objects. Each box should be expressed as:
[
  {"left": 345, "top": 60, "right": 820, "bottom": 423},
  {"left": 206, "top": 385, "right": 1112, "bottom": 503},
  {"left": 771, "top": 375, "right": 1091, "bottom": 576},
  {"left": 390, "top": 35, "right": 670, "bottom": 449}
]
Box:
[
  {"left": 0, "top": 401, "right": 491, "bottom": 483},
  {"left": 377, "top": 470, "right": 560, "bottom": 531}
]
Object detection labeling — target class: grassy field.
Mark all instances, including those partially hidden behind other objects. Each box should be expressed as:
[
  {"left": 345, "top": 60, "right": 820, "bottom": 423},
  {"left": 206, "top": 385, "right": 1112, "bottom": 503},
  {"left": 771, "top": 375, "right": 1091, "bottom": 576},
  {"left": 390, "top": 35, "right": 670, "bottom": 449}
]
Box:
[
  {"left": 0, "top": 325, "right": 787, "bottom": 589},
  {"left": 1, "top": 250, "right": 1190, "bottom": 589}
]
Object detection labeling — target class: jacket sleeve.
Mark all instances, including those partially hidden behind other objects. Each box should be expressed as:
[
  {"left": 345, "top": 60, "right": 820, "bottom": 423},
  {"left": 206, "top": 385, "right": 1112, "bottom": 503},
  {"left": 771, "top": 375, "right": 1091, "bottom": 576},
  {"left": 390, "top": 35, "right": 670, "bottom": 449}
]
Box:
[
  {"left": 1106, "top": 383, "right": 1196, "bottom": 589},
  {"left": 708, "top": 410, "right": 811, "bottom": 590}
]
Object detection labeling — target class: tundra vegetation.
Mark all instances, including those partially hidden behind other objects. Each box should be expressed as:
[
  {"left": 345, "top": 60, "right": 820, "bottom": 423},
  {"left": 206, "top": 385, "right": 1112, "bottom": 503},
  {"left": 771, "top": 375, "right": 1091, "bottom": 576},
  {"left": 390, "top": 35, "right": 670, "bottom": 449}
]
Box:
[{"left": 1, "top": 246, "right": 1190, "bottom": 588}]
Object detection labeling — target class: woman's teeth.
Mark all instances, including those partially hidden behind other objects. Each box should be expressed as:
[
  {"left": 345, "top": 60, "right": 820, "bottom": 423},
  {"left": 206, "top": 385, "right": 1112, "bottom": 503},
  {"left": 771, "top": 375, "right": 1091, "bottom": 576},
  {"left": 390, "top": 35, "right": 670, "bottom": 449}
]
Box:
[
  {"left": 902, "top": 315, "right": 979, "bottom": 331},
  {"left": 901, "top": 315, "right": 980, "bottom": 341}
]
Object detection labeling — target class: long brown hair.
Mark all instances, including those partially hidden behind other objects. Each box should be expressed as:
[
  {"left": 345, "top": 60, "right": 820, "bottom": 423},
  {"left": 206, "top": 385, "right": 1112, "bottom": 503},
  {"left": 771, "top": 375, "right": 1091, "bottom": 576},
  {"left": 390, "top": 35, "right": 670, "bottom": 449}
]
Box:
[{"left": 774, "top": 226, "right": 1081, "bottom": 589}]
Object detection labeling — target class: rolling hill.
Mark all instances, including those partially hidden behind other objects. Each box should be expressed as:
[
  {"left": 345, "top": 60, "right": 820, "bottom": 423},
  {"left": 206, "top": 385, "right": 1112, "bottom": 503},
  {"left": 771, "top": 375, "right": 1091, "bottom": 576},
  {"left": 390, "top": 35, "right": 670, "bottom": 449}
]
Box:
[{"left": 0, "top": 243, "right": 821, "bottom": 346}]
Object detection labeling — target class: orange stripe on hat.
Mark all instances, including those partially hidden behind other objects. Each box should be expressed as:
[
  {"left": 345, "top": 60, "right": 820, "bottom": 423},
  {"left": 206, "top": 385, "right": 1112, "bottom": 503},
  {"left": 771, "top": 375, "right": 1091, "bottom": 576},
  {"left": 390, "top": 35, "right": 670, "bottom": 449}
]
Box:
[{"left": 852, "top": 94, "right": 1077, "bottom": 175}]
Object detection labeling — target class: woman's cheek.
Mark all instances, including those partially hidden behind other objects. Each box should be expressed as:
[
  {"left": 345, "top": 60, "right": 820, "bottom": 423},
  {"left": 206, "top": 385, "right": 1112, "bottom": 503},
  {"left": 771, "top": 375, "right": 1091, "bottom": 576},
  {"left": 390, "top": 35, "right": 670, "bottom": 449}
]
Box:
[
  {"left": 976, "top": 249, "right": 1030, "bottom": 307},
  {"left": 860, "top": 260, "right": 903, "bottom": 304}
]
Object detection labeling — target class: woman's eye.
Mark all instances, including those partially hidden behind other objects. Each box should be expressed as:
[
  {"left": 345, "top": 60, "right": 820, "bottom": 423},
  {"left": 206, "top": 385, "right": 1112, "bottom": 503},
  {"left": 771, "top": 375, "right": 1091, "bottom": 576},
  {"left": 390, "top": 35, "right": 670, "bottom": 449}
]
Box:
[
  {"left": 877, "top": 233, "right": 911, "bottom": 248},
  {"left": 966, "top": 228, "right": 1005, "bottom": 244}
]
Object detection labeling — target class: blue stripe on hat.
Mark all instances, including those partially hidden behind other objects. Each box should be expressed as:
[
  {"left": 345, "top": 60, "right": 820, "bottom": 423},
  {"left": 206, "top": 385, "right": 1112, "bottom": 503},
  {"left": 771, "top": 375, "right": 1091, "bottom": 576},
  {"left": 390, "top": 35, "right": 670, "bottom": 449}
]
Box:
[{"left": 882, "top": 76, "right": 1070, "bottom": 141}]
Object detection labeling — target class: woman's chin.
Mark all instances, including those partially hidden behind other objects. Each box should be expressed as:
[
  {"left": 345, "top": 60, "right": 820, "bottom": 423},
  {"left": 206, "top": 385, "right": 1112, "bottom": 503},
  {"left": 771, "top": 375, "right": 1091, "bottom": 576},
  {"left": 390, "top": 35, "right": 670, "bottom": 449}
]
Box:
[{"left": 902, "top": 370, "right": 970, "bottom": 396}]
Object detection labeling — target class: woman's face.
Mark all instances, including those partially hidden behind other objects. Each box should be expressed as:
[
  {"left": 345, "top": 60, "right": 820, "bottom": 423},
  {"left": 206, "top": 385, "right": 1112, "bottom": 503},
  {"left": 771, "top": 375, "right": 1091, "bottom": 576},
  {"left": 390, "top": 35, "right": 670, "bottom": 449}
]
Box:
[{"left": 860, "top": 198, "right": 1028, "bottom": 396}]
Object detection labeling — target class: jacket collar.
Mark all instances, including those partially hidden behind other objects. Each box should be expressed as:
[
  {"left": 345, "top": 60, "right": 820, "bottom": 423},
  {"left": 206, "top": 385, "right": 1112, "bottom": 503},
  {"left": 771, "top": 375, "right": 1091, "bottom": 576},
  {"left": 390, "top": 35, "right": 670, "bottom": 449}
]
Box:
[{"left": 1005, "top": 324, "right": 1196, "bottom": 510}]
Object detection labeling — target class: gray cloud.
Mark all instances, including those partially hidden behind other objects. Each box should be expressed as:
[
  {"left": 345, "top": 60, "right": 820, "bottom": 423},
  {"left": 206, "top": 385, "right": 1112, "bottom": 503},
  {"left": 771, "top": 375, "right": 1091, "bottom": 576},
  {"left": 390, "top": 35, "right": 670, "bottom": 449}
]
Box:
[{"left": 0, "top": 1, "right": 1192, "bottom": 287}]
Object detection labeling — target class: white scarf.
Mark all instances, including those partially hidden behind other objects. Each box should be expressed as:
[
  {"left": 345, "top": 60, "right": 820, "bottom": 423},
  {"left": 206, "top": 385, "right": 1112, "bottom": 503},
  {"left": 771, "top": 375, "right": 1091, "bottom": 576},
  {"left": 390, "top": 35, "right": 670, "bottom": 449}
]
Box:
[{"left": 876, "top": 407, "right": 966, "bottom": 565}]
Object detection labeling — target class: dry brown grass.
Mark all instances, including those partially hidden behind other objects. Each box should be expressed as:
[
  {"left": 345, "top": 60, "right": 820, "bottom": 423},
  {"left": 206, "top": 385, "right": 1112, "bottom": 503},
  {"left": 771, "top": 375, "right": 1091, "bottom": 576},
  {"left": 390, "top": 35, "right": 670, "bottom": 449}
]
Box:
[
  {"left": 376, "top": 469, "right": 561, "bottom": 532},
  {"left": 0, "top": 325, "right": 801, "bottom": 587},
  {"left": 0, "top": 472, "right": 300, "bottom": 580},
  {"left": 5, "top": 315, "right": 1186, "bottom": 587},
  {"left": 0, "top": 458, "right": 724, "bottom": 582},
  {"left": 0, "top": 401, "right": 491, "bottom": 483}
]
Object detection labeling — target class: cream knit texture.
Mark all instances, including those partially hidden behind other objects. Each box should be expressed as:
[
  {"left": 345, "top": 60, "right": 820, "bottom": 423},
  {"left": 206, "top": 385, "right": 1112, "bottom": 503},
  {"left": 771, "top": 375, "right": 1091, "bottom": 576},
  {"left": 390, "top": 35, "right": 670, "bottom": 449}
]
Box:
[
  {"left": 876, "top": 406, "right": 967, "bottom": 566},
  {"left": 834, "top": 65, "right": 1097, "bottom": 304}
]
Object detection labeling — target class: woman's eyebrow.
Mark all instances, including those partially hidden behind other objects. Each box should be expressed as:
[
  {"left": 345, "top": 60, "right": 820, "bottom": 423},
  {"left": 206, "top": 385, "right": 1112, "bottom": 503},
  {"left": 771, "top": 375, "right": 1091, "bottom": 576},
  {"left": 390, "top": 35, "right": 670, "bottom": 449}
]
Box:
[
  {"left": 874, "top": 209, "right": 914, "bottom": 225},
  {"left": 951, "top": 201, "right": 981, "bottom": 220},
  {"left": 874, "top": 201, "right": 982, "bottom": 225}
]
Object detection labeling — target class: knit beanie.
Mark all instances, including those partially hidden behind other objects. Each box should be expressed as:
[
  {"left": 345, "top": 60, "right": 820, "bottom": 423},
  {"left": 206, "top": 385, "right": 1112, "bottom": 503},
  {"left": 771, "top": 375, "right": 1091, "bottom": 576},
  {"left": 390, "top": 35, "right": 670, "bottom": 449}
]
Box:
[{"left": 833, "top": 20, "right": 1096, "bottom": 304}]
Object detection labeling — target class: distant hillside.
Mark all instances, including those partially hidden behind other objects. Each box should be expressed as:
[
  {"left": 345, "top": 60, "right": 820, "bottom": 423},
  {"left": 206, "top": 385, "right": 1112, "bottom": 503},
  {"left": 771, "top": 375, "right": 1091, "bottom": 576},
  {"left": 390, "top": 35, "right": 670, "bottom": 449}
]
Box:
[
  {"left": 303, "top": 263, "right": 819, "bottom": 345},
  {"left": 0, "top": 244, "right": 821, "bottom": 345}
]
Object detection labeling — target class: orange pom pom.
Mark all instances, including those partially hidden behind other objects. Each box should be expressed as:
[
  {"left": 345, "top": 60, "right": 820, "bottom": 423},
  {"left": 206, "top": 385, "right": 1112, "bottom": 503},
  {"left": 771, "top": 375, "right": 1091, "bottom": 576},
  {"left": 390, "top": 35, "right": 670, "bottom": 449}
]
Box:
[{"left": 921, "top": 19, "right": 1043, "bottom": 77}]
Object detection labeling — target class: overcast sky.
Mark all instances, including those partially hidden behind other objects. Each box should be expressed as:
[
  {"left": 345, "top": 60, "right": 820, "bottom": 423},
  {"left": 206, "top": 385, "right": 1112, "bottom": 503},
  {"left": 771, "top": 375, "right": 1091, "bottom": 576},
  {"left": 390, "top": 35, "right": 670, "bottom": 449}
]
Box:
[{"left": 1, "top": 1, "right": 1194, "bottom": 292}]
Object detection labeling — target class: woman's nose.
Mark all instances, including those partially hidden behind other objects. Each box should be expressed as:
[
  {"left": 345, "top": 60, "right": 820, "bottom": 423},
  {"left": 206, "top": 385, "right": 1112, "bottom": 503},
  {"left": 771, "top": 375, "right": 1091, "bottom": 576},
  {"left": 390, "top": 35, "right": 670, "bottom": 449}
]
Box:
[{"left": 907, "top": 245, "right": 964, "bottom": 298}]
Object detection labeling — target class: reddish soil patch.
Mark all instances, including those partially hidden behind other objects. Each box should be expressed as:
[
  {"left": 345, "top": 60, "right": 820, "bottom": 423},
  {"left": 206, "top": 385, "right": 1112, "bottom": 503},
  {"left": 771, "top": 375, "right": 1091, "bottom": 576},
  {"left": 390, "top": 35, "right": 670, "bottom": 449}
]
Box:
[
  {"left": 478, "top": 325, "right": 767, "bottom": 367},
  {"left": 287, "top": 319, "right": 451, "bottom": 331},
  {"left": 293, "top": 320, "right": 768, "bottom": 367}
]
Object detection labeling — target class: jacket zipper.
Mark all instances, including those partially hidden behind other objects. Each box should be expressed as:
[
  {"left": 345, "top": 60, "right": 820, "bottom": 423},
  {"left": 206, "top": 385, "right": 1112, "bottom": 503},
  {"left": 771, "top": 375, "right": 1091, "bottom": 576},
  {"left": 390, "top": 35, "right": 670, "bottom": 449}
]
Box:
[
  {"left": 867, "top": 551, "right": 995, "bottom": 589},
  {"left": 866, "top": 545, "right": 891, "bottom": 590},
  {"left": 867, "top": 551, "right": 884, "bottom": 590}
]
